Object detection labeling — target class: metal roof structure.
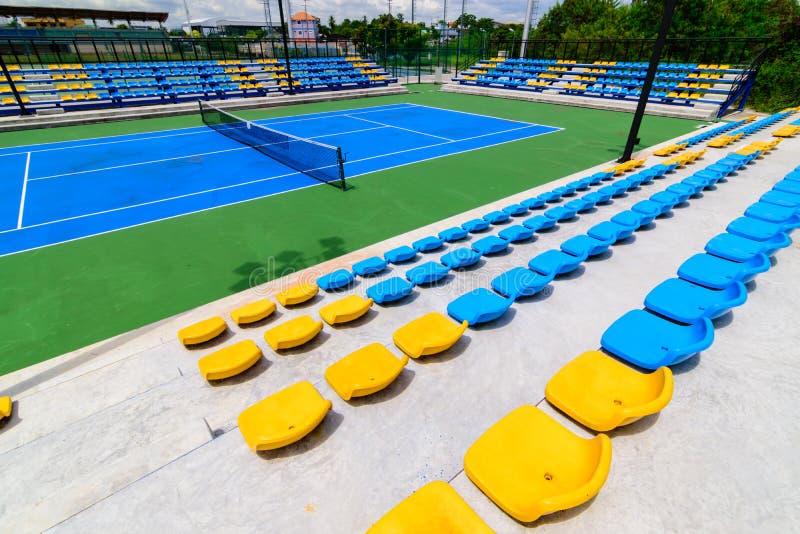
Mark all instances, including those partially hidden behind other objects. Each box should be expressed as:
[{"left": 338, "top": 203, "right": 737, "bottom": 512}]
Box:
[{"left": 0, "top": 5, "right": 169, "bottom": 24}]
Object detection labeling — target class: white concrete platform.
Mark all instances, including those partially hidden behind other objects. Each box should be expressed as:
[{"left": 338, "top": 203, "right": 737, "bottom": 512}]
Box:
[{"left": 0, "top": 114, "right": 798, "bottom": 533}]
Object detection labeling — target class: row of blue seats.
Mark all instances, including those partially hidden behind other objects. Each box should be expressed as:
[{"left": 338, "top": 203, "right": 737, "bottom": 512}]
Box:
[
  {"left": 730, "top": 111, "right": 792, "bottom": 136},
  {"left": 602, "top": 163, "right": 799, "bottom": 369},
  {"left": 441, "top": 140, "right": 773, "bottom": 327},
  {"left": 502, "top": 58, "right": 737, "bottom": 71}
]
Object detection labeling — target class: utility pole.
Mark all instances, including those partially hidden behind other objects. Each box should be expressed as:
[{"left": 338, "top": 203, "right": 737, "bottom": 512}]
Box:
[
  {"left": 182, "top": 0, "right": 192, "bottom": 34},
  {"left": 261, "top": 0, "right": 272, "bottom": 35},
  {"left": 619, "top": 0, "right": 677, "bottom": 162},
  {"left": 387, "top": 0, "right": 392, "bottom": 16},
  {"left": 411, "top": 0, "right": 415, "bottom": 23},
  {"left": 520, "top": 0, "right": 539, "bottom": 58}
]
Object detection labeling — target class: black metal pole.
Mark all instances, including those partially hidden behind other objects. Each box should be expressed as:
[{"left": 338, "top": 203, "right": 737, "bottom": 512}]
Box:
[
  {"left": 277, "top": 0, "right": 295, "bottom": 95},
  {"left": 0, "top": 52, "right": 31, "bottom": 115},
  {"left": 618, "top": 0, "right": 677, "bottom": 162}
]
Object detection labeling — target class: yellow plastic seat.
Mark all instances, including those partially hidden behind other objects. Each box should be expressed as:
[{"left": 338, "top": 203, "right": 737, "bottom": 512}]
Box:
[
  {"left": 177, "top": 316, "right": 227, "bottom": 346},
  {"left": 198, "top": 339, "right": 263, "bottom": 381},
  {"left": 275, "top": 282, "right": 318, "bottom": 306},
  {"left": 464, "top": 405, "right": 612, "bottom": 523},
  {"left": 230, "top": 299, "right": 276, "bottom": 325},
  {"left": 238, "top": 381, "right": 331, "bottom": 452},
  {"left": 319, "top": 295, "right": 373, "bottom": 325},
  {"left": 325, "top": 343, "right": 408, "bottom": 400},
  {"left": 545, "top": 351, "right": 673, "bottom": 431},
  {"left": 367, "top": 481, "right": 493, "bottom": 533},
  {"left": 263, "top": 315, "right": 323, "bottom": 350},
  {"left": 0, "top": 396, "right": 11, "bottom": 419},
  {"left": 393, "top": 312, "right": 468, "bottom": 359}
]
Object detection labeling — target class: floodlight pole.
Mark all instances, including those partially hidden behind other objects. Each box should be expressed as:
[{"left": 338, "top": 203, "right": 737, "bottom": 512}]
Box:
[
  {"left": 277, "top": 0, "right": 295, "bottom": 95},
  {"left": 618, "top": 0, "right": 677, "bottom": 163},
  {"left": 0, "top": 53, "right": 30, "bottom": 115}
]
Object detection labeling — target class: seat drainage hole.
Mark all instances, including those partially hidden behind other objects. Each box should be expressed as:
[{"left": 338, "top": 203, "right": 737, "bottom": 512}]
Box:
[
  {"left": 613, "top": 399, "right": 623, "bottom": 406},
  {"left": 544, "top": 472, "right": 553, "bottom": 481}
]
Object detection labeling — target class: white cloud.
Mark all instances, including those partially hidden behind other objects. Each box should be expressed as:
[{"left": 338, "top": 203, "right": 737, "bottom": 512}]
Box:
[{"left": 2, "top": 0, "right": 563, "bottom": 27}]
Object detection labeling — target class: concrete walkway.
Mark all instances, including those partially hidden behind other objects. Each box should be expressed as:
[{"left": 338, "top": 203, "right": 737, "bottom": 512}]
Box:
[{"left": 0, "top": 114, "right": 798, "bottom": 533}]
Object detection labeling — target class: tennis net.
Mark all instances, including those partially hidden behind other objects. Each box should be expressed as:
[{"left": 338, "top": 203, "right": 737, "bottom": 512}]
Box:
[{"left": 199, "top": 101, "right": 347, "bottom": 190}]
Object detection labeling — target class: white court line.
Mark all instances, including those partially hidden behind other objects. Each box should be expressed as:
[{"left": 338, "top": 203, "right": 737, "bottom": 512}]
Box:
[
  {"left": 345, "top": 114, "right": 455, "bottom": 142},
  {"left": 3, "top": 123, "right": 547, "bottom": 236},
  {"left": 29, "top": 125, "right": 389, "bottom": 182},
  {"left": 0, "top": 103, "right": 416, "bottom": 157},
  {"left": 16, "top": 152, "right": 31, "bottom": 229}
]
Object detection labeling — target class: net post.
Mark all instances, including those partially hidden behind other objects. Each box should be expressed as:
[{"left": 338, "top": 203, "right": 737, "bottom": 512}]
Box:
[{"left": 336, "top": 147, "right": 347, "bottom": 191}]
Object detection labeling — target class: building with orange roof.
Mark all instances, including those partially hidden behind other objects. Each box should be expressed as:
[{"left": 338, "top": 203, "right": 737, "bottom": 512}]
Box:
[{"left": 291, "top": 11, "right": 318, "bottom": 41}]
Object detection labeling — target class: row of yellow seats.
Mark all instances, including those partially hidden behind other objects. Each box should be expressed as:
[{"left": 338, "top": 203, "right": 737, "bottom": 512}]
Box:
[
  {"left": 255, "top": 58, "right": 280, "bottom": 64},
  {"left": 737, "top": 138, "right": 782, "bottom": 156},
  {"left": 678, "top": 81, "right": 713, "bottom": 89},
  {"left": 51, "top": 73, "right": 89, "bottom": 80},
  {"left": 586, "top": 67, "right": 608, "bottom": 73},
  {"left": 662, "top": 149, "right": 706, "bottom": 167},
  {"left": 547, "top": 66, "right": 570, "bottom": 72},
  {"left": 55, "top": 82, "right": 95, "bottom": 90},
  {"left": 653, "top": 141, "right": 688, "bottom": 157},
  {"left": 230, "top": 74, "right": 255, "bottom": 81},
  {"left": 563, "top": 82, "right": 588, "bottom": 90},
  {"left": 1, "top": 96, "right": 30, "bottom": 105},
  {"left": 707, "top": 132, "right": 744, "bottom": 148},
  {"left": 772, "top": 125, "right": 800, "bottom": 138},
  {"left": 526, "top": 79, "right": 549, "bottom": 87},
  {"left": 0, "top": 85, "right": 26, "bottom": 93},
  {"left": 239, "top": 82, "right": 263, "bottom": 89},
  {"left": 687, "top": 72, "right": 723, "bottom": 80},
  {"left": 224, "top": 67, "right": 250, "bottom": 73},
  {"left": 60, "top": 93, "right": 101, "bottom": 101},
  {"left": 345, "top": 56, "right": 362, "bottom": 61},
  {"left": 593, "top": 60, "right": 617, "bottom": 66},
  {"left": 667, "top": 91, "right": 703, "bottom": 99},
  {"left": 574, "top": 75, "right": 597, "bottom": 81},
  {"left": 461, "top": 75, "right": 478, "bottom": 81},
  {"left": 557, "top": 59, "right": 578, "bottom": 64},
  {"left": 697, "top": 63, "right": 730, "bottom": 70},
  {"left": 47, "top": 63, "right": 83, "bottom": 70}
]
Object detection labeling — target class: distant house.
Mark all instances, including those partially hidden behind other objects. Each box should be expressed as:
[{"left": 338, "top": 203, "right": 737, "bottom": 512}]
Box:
[
  {"left": 182, "top": 17, "right": 276, "bottom": 36},
  {"left": 291, "top": 11, "right": 318, "bottom": 41}
]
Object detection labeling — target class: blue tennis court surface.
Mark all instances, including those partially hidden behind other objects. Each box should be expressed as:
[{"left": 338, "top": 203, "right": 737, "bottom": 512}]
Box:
[{"left": 0, "top": 103, "right": 560, "bottom": 256}]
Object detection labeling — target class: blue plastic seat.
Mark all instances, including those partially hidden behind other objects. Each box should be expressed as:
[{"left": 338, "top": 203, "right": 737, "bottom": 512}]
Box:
[
  {"left": 472, "top": 236, "right": 509, "bottom": 255},
  {"left": 694, "top": 169, "right": 725, "bottom": 183},
  {"left": 528, "top": 249, "right": 586, "bottom": 276},
  {"left": 583, "top": 190, "right": 612, "bottom": 204},
  {"left": 744, "top": 202, "right": 800, "bottom": 225},
  {"left": 406, "top": 261, "right": 450, "bottom": 285},
  {"left": 677, "top": 252, "right": 769, "bottom": 289},
  {"left": 522, "top": 215, "right": 557, "bottom": 231},
  {"left": 564, "top": 198, "right": 595, "bottom": 213},
  {"left": 705, "top": 232, "right": 789, "bottom": 261},
  {"left": 413, "top": 236, "right": 445, "bottom": 252},
  {"left": 612, "top": 210, "right": 649, "bottom": 229},
  {"left": 441, "top": 247, "right": 482, "bottom": 269},
  {"left": 645, "top": 277, "right": 747, "bottom": 323},
  {"left": 539, "top": 191, "right": 562, "bottom": 203},
  {"left": 598, "top": 185, "right": 625, "bottom": 198},
  {"left": 544, "top": 206, "right": 578, "bottom": 221},
  {"left": 552, "top": 185, "right": 576, "bottom": 197},
  {"left": 491, "top": 267, "right": 552, "bottom": 299},
  {"left": 588, "top": 221, "right": 634, "bottom": 242},
  {"left": 384, "top": 245, "right": 417, "bottom": 264},
  {"left": 462, "top": 219, "right": 491, "bottom": 233},
  {"left": 650, "top": 191, "right": 682, "bottom": 210},
  {"left": 560, "top": 234, "right": 613, "bottom": 257},
  {"left": 665, "top": 183, "right": 694, "bottom": 202},
  {"left": 317, "top": 269, "right": 355, "bottom": 291},
  {"left": 352, "top": 256, "right": 388, "bottom": 276},
  {"left": 438, "top": 226, "right": 469, "bottom": 242},
  {"left": 569, "top": 178, "right": 591, "bottom": 191},
  {"left": 502, "top": 204, "right": 528, "bottom": 216},
  {"left": 760, "top": 190, "right": 800, "bottom": 209},
  {"left": 601, "top": 309, "right": 714, "bottom": 369},
  {"left": 483, "top": 210, "right": 510, "bottom": 224},
  {"left": 498, "top": 225, "right": 534, "bottom": 242},
  {"left": 682, "top": 176, "right": 710, "bottom": 193},
  {"left": 631, "top": 200, "right": 664, "bottom": 221},
  {"left": 521, "top": 196, "right": 545, "bottom": 209},
  {"left": 366, "top": 277, "right": 414, "bottom": 304},
  {"left": 774, "top": 180, "right": 800, "bottom": 195},
  {"left": 727, "top": 216, "right": 792, "bottom": 241},
  {"left": 447, "top": 288, "right": 514, "bottom": 325}
]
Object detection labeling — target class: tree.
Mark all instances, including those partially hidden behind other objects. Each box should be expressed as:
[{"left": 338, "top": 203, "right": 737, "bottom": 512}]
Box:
[{"left": 454, "top": 13, "right": 477, "bottom": 30}]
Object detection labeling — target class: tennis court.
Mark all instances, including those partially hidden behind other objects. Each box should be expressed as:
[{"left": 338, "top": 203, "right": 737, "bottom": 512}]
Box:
[{"left": 0, "top": 102, "right": 558, "bottom": 257}]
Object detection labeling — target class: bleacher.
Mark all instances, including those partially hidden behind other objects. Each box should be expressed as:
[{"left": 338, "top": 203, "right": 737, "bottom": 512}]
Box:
[
  {"left": 0, "top": 56, "right": 396, "bottom": 116},
  {"left": 454, "top": 57, "right": 744, "bottom": 111}
]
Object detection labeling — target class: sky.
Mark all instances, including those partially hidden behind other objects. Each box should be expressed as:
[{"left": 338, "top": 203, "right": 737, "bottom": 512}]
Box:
[{"left": 2, "top": 0, "right": 565, "bottom": 27}]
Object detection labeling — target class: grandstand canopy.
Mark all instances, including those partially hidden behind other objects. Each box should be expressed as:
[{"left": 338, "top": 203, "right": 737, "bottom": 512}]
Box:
[{"left": 0, "top": 5, "right": 168, "bottom": 24}]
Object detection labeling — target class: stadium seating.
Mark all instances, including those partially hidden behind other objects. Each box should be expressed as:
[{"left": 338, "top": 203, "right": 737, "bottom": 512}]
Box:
[
  {"left": 367, "top": 481, "right": 493, "bottom": 533},
  {"left": 238, "top": 380, "right": 332, "bottom": 452},
  {"left": 644, "top": 278, "right": 747, "bottom": 323},
  {"left": 393, "top": 312, "right": 468, "bottom": 358},
  {"left": 325, "top": 343, "right": 408, "bottom": 401},
  {"left": 464, "top": 405, "right": 612, "bottom": 523},
  {"left": 177, "top": 316, "right": 227, "bottom": 346},
  {"left": 454, "top": 58, "right": 745, "bottom": 111},
  {"left": 229, "top": 299, "right": 276, "bottom": 325},
  {"left": 446, "top": 288, "right": 514, "bottom": 325},
  {"left": 545, "top": 350, "right": 673, "bottom": 431},
  {"left": 197, "top": 339, "right": 263, "bottom": 381},
  {"left": 366, "top": 277, "right": 415, "bottom": 304},
  {"left": 263, "top": 315, "right": 323, "bottom": 350},
  {"left": 0, "top": 56, "right": 396, "bottom": 115}
]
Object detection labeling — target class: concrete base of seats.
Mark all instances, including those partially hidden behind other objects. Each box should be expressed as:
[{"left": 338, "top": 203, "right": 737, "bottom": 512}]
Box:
[
  {"left": 0, "top": 84, "right": 409, "bottom": 132},
  {"left": 441, "top": 82, "right": 722, "bottom": 120}
]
